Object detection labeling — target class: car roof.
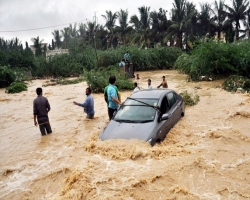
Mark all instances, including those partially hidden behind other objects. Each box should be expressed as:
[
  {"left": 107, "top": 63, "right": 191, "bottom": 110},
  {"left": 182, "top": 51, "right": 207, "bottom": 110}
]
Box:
[{"left": 130, "top": 89, "right": 173, "bottom": 99}]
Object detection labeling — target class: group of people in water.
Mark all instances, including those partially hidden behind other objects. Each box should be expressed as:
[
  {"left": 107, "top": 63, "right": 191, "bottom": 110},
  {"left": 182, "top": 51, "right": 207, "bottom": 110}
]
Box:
[{"left": 33, "top": 50, "right": 168, "bottom": 136}]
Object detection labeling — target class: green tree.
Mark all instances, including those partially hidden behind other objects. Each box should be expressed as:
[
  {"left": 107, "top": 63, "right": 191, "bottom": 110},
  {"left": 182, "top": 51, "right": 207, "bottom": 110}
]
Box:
[
  {"left": 224, "top": 0, "right": 250, "bottom": 40},
  {"left": 115, "top": 9, "right": 133, "bottom": 45},
  {"left": 31, "top": 36, "right": 44, "bottom": 57},
  {"left": 165, "top": 0, "right": 187, "bottom": 48},
  {"left": 211, "top": 0, "right": 227, "bottom": 41},
  {"left": 52, "top": 30, "right": 62, "bottom": 48},
  {"left": 101, "top": 10, "right": 118, "bottom": 48}
]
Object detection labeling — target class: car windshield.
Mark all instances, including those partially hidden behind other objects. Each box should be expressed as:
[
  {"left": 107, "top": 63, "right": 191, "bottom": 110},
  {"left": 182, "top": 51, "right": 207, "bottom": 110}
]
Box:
[{"left": 114, "top": 98, "right": 158, "bottom": 123}]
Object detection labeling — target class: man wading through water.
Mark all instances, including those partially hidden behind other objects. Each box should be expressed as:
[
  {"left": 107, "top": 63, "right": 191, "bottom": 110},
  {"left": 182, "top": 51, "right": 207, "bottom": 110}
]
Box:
[{"left": 33, "top": 87, "right": 52, "bottom": 136}]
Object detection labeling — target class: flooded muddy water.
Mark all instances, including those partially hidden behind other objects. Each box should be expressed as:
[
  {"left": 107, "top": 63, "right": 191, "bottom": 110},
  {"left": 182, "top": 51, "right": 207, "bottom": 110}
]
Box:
[{"left": 0, "top": 70, "right": 250, "bottom": 200}]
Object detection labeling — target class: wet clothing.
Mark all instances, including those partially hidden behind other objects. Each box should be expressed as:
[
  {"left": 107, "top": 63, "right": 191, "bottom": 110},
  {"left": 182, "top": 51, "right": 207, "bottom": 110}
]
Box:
[
  {"left": 104, "top": 85, "right": 119, "bottom": 105},
  {"left": 107, "top": 85, "right": 119, "bottom": 109},
  {"left": 33, "top": 95, "right": 52, "bottom": 135},
  {"left": 133, "top": 87, "right": 140, "bottom": 93},
  {"left": 148, "top": 85, "right": 153, "bottom": 89},
  {"left": 107, "top": 84, "right": 119, "bottom": 120},
  {"left": 77, "top": 94, "right": 95, "bottom": 118},
  {"left": 124, "top": 53, "right": 130, "bottom": 62},
  {"left": 119, "top": 61, "right": 125, "bottom": 67}
]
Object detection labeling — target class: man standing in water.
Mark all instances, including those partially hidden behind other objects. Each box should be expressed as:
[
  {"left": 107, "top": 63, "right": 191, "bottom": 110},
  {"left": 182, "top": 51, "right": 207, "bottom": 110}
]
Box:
[
  {"left": 157, "top": 76, "right": 168, "bottom": 88},
  {"left": 148, "top": 79, "right": 153, "bottom": 89},
  {"left": 73, "top": 87, "right": 95, "bottom": 119},
  {"left": 33, "top": 87, "right": 52, "bottom": 136},
  {"left": 107, "top": 76, "right": 122, "bottom": 120}
]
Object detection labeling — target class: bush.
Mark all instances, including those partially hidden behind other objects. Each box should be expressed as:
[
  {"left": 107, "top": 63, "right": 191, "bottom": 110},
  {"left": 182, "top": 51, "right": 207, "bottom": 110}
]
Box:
[
  {"left": 179, "top": 90, "right": 200, "bottom": 106},
  {"left": 222, "top": 75, "right": 250, "bottom": 93},
  {"left": 84, "top": 66, "right": 133, "bottom": 93},
  {"left": 0, "top": 66, "right": 16, "bottom": 88},
  {"left": 174, "top": 40, "right": 250, "bottom": 81},
  {"left": 5, "top": 82, "right": 27, "bottom": 93}
]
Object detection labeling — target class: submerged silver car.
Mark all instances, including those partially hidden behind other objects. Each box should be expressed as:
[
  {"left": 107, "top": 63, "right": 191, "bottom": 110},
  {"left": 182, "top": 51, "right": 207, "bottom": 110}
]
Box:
[{"left": 99, "top": 89, "right": 185, "bottom": 146}]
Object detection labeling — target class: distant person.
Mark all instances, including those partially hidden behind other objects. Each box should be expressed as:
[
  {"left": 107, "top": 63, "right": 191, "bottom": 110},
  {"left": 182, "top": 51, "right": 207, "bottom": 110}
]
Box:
[
  {"left": 119, "top": 58, "right": 125, "bottom": 67},
  {"left": 136, "top": 74, "right": 140, "bottom": 80},
  {"left": 73, "top": 87, "right": 95, "bottom": 119},
  {"left": 107, "top": 76, "right": 122, "bottom": 120},
  {"left": 157, "top": 76, "right": 168, "bottom": 88},
  {"left": 33, "top": 87, "right": 52, "bottom": 136},
  {"left": 148, "top": 79, "right": 152, "bottom": 89},
  {"left": 133, "top": 82, "right": 140, "bottom": 93},
  {"left": 124, "top": 51, "right": 130, "bottom": 65}
]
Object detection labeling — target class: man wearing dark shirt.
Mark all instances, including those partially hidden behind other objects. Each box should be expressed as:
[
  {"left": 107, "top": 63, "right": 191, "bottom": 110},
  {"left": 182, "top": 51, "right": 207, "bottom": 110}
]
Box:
[{"left": 33, "top": 87, "right": 52, "bottom": 136}]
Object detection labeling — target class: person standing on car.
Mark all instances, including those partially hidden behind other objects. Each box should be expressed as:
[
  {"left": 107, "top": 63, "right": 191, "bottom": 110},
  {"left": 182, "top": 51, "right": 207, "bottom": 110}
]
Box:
[
  {"left": 73, "top": 87, "right": 95, "bottom": 119},
  {"left": 107, "top": 76, "right": 122, "bottom": 120},
  {"left": 157, "top": 76, "right": 168, "bottom": 88},
  {"left": 33, "top": 87, "right": 52, "bottom": 136}
]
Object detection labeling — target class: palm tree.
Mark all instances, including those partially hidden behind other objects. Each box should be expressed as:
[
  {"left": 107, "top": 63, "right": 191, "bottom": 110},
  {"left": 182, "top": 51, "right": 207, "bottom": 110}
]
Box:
[
  {"left": 101, "top": 10, "right": 118, "bottom": 48},
  {"left": 197, "top": 3, "right": 214, "bottom": 39},
  {"left": 115, "top": 9, "right": 133, "bottom": 45},
  {"left": 31, "top": 36, "right": 44, "bottom": 56},
  {"left": 129, "top": 6, "right": 152, "bottom": 48},
  {"left": 52, "top": 30, "right": 62, "bottom": 49},
  {"left": 224, "top": 0, "right": 250, "bottom": 40},
  {"left": 130, "top": 15, "right": 140, "bottom": 31},
  {"left": 211, "top": 0, "right": 227, "bottom": 41},
  {"left": 61, "top": 27, "right": 71, "bottom": 48},
  {"left": 183, "top": 2, "right": 197, "bottom": 50},
  {"left": 242, "top": 6, "right": 250, "bottom": 39},
  {"left": 69, "top": 23, "right": 78, "bottom": 38},
  {"left": 138, "top": 6, "right": 151, "bottom": 30},
  {"left": 165, "top": 0, "right": 187, "bottom": 48}
]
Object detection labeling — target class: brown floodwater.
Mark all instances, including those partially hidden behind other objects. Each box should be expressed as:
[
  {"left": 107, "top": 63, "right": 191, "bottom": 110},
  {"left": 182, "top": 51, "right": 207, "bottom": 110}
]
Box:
[{"left": 0, "top": 70, "right": 250, "bottom": 200}]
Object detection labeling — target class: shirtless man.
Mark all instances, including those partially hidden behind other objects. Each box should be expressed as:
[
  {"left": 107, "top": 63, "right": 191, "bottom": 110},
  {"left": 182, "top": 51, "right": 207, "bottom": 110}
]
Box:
[{"left": 157, "top": 76, "right": 168, "bottom": 88}]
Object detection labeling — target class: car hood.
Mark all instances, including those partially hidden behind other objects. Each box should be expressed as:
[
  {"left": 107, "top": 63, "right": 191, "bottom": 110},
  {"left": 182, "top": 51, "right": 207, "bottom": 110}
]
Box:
[{"left": 99, "top": 120, "right": 156, "bottom": 142}]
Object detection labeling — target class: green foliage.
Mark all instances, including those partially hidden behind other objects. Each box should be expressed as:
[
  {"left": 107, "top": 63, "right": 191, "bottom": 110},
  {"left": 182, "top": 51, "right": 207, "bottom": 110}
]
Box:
[
  {"left": 97, "top": 45, "right": 182, "bottom": 70},
  {"left": 0, "top": 66, "right": 16, "bottom": 88},
  {"left": 5, "top": 81, "right": 27, "bottom": 93},
  {"left": 175, "top": 40, "right": 250, "bottom": 81},
  {"left": 222, "top": 75, "right": 250, "bottom": 93},
  {"left": 179, "top": 90, "right": 200, "bottom": 106},
  {"left": 42, "top": 77, "right": 84, "bottom": 87},
  {"left": 84, "top": 66, "right": 133, "bottom": 93}
]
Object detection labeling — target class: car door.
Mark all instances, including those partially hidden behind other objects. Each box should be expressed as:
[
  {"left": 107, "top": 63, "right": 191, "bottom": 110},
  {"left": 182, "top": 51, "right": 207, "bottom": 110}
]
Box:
[
  {"left": 166, "top": 92, "right": 182, "bottom": 127},
  {"left": 157, "top": 96, "right": 173, "bottom": 140}
]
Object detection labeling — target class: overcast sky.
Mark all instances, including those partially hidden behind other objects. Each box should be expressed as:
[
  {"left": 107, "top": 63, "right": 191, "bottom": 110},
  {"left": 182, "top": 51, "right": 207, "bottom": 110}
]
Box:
[{"left": 0, "top": 0, "right": 230, "bottom": 46}]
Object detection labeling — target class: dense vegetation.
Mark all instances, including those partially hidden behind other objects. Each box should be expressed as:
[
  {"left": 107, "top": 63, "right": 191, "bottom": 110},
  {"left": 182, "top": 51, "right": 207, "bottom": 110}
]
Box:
[
  {"left": 175, "top": 40, "right": 250, "bottom": 81},
  {"left": 0, "top": 0, "right": 249, "bottom": 93}
]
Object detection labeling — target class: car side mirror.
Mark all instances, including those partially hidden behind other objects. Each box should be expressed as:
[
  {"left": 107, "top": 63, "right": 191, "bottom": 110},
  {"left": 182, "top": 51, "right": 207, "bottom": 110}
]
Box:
[{"left": 161, "top": 113, "right": 169, "bottom": 121}]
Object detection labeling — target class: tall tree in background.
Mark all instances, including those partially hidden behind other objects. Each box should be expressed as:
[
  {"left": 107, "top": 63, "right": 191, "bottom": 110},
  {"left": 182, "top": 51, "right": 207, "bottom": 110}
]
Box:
[
  {"left": 130, "top": 6, "right": 152, "bottom": 48},
  {"left": 115, "top": 9, "right": 133, "bottom": 45},
  {"left": 224, "top": 0, "right": 249, "bottom": 40},
  {"left": 101, "top": 10, "right": 118, "bottom": 48},
  {"left": 197, "top": 3, "right": 214, "bottom": 39},
  {"left": 31, "top": 36, "right": 44, "bottom": 56},
  {"left": 211, "top": 0, "right": 227, "bottom": 41},
  {"left": 61, "top": 27, "right": 71, "bottom": 48},
  {"left": 52, "top": 30, "right": 62, "bottom": 49},
  {"left": 183, "top": 2, "right": 197, "bottom": 50},
  {"left": 165, "top": 0, "right": 187, "bottom": 48},
  {"left": 242, "top": 6, "right": 250, "bottom": 39},
  {"left": 150, "top": 8, "right": 171, "bottom": 45}
]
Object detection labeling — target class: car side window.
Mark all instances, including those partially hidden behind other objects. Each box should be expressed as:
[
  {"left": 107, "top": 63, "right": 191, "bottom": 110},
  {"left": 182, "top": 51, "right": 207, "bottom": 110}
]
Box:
[
  {"left": 160, "top": 96, "right": 170, "bottom": 114},
  {"left": 167, "top": 92, "right": 177, "bottom": 108}
]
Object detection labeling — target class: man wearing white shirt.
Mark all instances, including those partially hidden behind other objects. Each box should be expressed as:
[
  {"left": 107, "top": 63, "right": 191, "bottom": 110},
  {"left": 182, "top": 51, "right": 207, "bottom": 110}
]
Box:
[{"left": 133, "top": 82, "right": 140, "bottom": 93}]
